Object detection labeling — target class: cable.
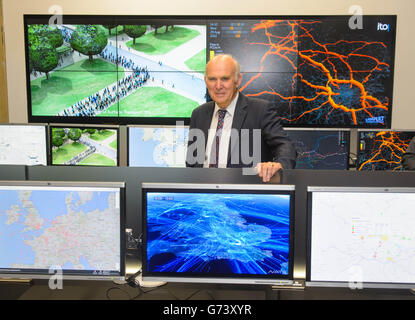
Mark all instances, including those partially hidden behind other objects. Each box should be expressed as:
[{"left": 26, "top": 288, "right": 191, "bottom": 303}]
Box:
[{"left": 105, "top": 286, "right": 133, "bottom": 300}]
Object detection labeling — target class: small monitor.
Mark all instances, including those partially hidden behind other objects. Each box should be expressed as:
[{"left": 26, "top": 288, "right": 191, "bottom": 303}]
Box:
[
  {"left": 284, "top": 128, "right": 350, "bottom": 170},
  {"left": 0, "top": 181, "right": 125, "bottom": 281},
  {"left": 142, "top": 183, "right": 295, "bottom": 285},
  {"left": 128, "top": 125, "right": 189, "bottom": 167},
  {"left": 357, "top": 129, "right": 415, "bottom": 171},
  {"left": 49, "top": 125, "right": 119, "bottom": 166},
  {"left": 0, "top": 124, "right": 47, "bottom": 166},
  {"left": 307, "top": 186, "right": 415, "bottom": 289}
]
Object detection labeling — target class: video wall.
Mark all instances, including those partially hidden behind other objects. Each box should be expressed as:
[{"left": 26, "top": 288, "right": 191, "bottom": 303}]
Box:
[{"left": 24, "top": 15, "right": 396, "bottom": 128}]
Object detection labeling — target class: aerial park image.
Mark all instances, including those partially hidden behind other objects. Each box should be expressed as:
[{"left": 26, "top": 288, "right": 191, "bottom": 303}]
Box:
[
  {"left": 51, "top": 127, "right": 118, "bottom": 166},
  {"left": 27, "top": 22, "right": 206, "bottom": 119}
]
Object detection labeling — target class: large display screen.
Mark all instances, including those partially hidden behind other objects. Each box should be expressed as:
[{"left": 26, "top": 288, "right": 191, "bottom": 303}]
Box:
[
  {"left": 284, "top": 128, "right": 350, "bottom": 170},
  {"left": 0, "top": 124, "right": 47, "bottom": 166},
  {"left": 142, "top": 183, "right": 295, "bottom": 285},
  {"left": 49, "top": 125, "right": 119, "bottom": 166},
  {"left": 0, "top": 181, "right": 125, "bottom": 280},
  {"left": 25, "top": 15, "right": 396, "bottom": 127},
  {"left": 128, "top": 125, "right": 189, "bottom": 167},
  {"left": 357, "top": 130, "right": 415, "bottom": 171},
  {"left": 307, "top": 187, "right": 415, "bottom": 289}
]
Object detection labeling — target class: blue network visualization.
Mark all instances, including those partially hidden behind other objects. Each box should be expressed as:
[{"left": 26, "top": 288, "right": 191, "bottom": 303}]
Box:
[{"left": 146, "top": 192, "right": 292, "bottom": 277}]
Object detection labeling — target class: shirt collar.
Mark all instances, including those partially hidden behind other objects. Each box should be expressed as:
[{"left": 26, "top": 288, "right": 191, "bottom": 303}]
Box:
[{"left": 214, "top": 92, "right": 239, "bottom": 118}]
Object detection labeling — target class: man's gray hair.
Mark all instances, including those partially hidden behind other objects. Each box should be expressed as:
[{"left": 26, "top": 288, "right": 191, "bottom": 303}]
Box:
[{"left": 206, "top": 53, "right": 241, "bottom": 82}]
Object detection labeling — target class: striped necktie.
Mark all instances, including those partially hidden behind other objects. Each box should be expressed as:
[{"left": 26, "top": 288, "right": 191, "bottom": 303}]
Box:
[{"left": 209, "top": 109, "right": 227, "bottom": 168}]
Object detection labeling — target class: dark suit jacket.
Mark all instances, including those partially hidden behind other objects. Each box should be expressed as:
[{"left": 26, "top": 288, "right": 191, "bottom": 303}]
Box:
[
  {"left": 402, "top": 137, "right": 415, "bottom": 170},
  {"left": 186, "top": 93, "right": 297, "bottom": 169}
]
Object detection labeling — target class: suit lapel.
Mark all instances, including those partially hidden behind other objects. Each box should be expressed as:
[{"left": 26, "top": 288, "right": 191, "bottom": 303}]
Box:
[
  {"left": 228, "top": 93, "right": 248, "bottom": 165},
  {"left": 202, "top": 101, "right": 215, "bottom": 149}
]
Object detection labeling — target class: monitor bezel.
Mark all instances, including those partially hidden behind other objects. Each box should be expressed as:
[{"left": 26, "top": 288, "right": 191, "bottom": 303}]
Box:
[
  {"left": 48, "top": 124, "right": 120, "bottom": 167},
  {"left": 0, "top": 180, "right": 126, "bottom": 281},
  {"left": 141, "top": 183, "right": 295, "bottom": 285},
  {"left": 24, "top": 14, "right": 397, "bottom": 128},
  {"left": 306, "top": 186, "right": 415, "bottom": 289}
]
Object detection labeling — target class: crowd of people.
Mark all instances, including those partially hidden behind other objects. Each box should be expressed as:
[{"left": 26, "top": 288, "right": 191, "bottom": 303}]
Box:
[
  {"left": 51, "top": 26, "right": 153, "bottom": 117},
  {"left": 57, "top": 68, "right": 150, "bottom": 117}
]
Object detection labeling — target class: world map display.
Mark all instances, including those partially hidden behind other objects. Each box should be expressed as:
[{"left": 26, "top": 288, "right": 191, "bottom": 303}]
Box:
[
  {"left": 129, "top": 126, "right": 188, "bottom": 167},
  {"left": 0, "top": 185, "right": 121, "bottom": 276}
]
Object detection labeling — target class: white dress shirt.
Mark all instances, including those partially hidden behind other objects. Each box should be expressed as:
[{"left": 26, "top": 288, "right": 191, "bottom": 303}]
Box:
[{"left": 204, "top": 92, "right": 239, "bottom": 168}]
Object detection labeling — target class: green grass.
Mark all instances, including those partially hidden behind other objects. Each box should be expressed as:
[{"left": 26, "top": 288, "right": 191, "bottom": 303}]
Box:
[
  {"left": 31, "top": 59, "right": 123, "bottom": 116},
  {"left": 109, "top": 139, "right": 117, "bottom": 150},
  {"left": 185, "top": 48, "right": 206, "bottom": 73},
  {"left": 78, "top": 153, "right": 116, "bottom": 166},
  {"left": 88, "top": 129, "right": 116, "bottom": 141},
  {"left": 97, "top": 86, "right": 199, "bottom": 117},
  {"left": 125, "top": 26, "right": 200, "bottom": 55},
  {"left": 52, "top": 142, "right": 87, "bottom": 164}
]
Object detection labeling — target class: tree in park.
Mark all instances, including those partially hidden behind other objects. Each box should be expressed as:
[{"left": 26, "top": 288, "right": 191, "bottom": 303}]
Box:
[
  {"left": 151, "top": 24, "right": 174, "bottom": 35},
  {"left": 70, "top": 25, "right": 108, "bottom": 62},
  {"left": 83, "top": 128, "right": 97, "bottom": 135},
  {"left": 67, "top": 128, "right": 82, "bottom": 142},
  {"left": 51, "top": 128, "right": 66, "bottom": 148},
  {"left": 30, "top": 42, "right": 59, "bottom": 80},
  {"left": 124, "top": 25, "right": 146, "bottom": 44},
  {"left": 102, "top": 25, "right": 118, "bottom": 36},
  {"left": 28, "top": 25, "right": 63, "bottom": 80}
]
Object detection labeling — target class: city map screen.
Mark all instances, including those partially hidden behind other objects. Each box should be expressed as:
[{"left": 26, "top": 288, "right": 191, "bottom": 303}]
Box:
[
  {"left": 307, "top": 186, "right": 415, "bottom": 288},
  {"left": 357, "top": 130, "right": 415, "bottom": 171},
  {"left": 25, "top": 15, "right": 396, "bottom": 127},
  {"left": 284, "top": 128, "right": 350, "bottom": 170},
  {"left": 128, "top": 125, "right": 189, "bottom": 167},
  {"left": 142, "top": 183, "right": 295, "bottom": 285},
  {"left": 49, "top": 125, "right": 119, "bottom": 167},
  {"left": 0, "top": 124, "right": 47, "bottom": 166},
  {"left": 0, "top": 181, "right": 125, "bottom": 280}
]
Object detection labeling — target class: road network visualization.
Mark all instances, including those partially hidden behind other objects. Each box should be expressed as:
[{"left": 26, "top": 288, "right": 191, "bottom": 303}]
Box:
[{"left": 146, "top": 192, "right": 291, "bottom": 277}]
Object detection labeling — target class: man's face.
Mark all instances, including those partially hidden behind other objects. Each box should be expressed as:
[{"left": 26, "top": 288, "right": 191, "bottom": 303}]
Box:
[{"left": 205, "top": 57, "right": 242, "bottom": 109}]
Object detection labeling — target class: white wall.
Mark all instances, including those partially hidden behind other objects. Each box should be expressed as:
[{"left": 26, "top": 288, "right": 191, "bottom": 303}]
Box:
[{"left": 2, "top": 0, "right": 414, "bottom": 129}]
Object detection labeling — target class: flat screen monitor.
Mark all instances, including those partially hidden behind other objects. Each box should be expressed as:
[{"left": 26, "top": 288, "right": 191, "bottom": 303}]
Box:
[
  {"left": 357, "top": 129, "right": 415, "bottom": 171},
  {"left": 128, "top": 125, "right": 189, "bottom": 167},
  {"left": 0, "top": 181, "right": 125, "bottom": 280},
  {"left": 284, "top": 128, "right": 350, "bottom": 170},
  {"left": 307, "top": 186, "right": 415, "bottom": 289},
  {"left": 49, "top": 125, "right": 119, "bottom": 166},
  {"left": 25, "top": 15, "right": 396, "bottom": 128},
  {"left": 0, "top": 124, "right": 47, "bottom": 166},
  {"left": 142, "top": 183, "right": 295, "bottom": 285}
]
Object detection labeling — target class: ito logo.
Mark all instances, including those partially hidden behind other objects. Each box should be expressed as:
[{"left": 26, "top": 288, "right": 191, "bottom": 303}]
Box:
[{"left": 377, "top": 22, "right": 390, "bottom": 32}]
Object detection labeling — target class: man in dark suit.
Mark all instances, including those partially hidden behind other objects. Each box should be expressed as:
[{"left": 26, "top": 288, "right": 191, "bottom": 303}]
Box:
[
  {"left": 186, "top": 54, "right": 297, "bottom": 182},
  {"left": 402, "top": 136, "right": 415, "bottom": 170}
]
